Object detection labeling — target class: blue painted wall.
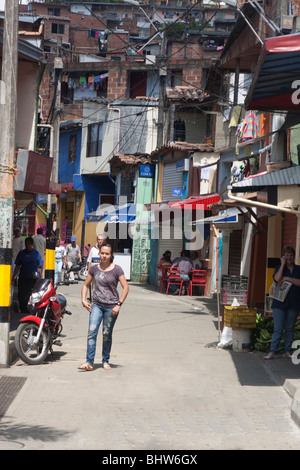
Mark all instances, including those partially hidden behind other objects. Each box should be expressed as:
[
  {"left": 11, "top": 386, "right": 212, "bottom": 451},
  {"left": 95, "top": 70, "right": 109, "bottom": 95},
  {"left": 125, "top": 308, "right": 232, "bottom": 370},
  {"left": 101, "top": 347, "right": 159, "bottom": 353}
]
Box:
[
  {"left": 59, "top": 127, "right": 115, "bottom": 218},
  {"left": 77, "top": 174, "right": 115, "bottom": 218},
  {"left": 58, "top": 128, "right": 81, "bottom": 184}
]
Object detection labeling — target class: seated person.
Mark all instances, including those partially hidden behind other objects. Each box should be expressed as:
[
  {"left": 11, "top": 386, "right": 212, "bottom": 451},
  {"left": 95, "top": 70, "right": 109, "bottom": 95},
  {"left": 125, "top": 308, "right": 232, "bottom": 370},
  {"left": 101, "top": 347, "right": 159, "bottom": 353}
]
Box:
[
  {"left": 168, "top": 250, "right": 193, "bottom": 294},
  {"left": 191, "top": 251, "right": 202, "bottom": 270},
  {"left": 159, "top": 251, "right": 172, "bottom": 266}
]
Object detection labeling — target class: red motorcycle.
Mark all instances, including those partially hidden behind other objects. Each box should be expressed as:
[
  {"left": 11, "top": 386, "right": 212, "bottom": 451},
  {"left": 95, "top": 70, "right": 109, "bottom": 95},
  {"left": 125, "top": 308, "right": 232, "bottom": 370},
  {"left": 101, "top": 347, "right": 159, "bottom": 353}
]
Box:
[{"left": 15, "top": 278, "right": 72, "bottom": 365}]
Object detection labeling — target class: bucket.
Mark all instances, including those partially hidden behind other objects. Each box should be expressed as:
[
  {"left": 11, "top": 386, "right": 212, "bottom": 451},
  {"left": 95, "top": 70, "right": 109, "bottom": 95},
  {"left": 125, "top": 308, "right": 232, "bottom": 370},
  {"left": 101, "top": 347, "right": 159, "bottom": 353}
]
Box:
[
  {"left": 232, "top": 328, "right": 251, "bottom": 352},
  {"left": 124, "top": 248, "right": 129, "bottom": 253}
]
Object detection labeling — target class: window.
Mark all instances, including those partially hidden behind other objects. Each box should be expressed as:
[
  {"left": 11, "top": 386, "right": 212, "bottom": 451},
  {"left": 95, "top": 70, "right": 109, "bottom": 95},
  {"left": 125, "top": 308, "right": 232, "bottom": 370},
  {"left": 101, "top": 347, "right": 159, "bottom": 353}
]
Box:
[
  {"left": 48, "top": 7, "right": 61, "bottom": 16},
  {"left": 87, "top": 123, "right": 103, "bottom": 157},
  {"left": 52, "top": 23, "right": 65, "bottom": 35}
]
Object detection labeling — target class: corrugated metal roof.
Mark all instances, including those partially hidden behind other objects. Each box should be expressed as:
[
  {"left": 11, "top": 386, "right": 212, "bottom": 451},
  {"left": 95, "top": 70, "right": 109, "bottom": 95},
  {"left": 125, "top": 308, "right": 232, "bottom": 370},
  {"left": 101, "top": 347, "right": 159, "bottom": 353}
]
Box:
[
  {"left": 245, "top": 33, "right": 300, "bottom": 111},
  {"left": 232, "top": 164, "right": 300, "bottom": 192}
]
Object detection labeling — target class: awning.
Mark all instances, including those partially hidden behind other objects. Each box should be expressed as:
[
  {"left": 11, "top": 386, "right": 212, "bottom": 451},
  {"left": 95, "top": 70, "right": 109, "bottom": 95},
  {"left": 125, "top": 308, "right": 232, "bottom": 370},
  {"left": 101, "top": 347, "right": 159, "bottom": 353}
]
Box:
[
  {"left": 87, "top": 203, "right": 136, "bottom": 223},
  {"left": 169, "top": 194, "right": 220, "bottom": 210},
  {"left": 245, "top": 33, "right": 300, "bottom": 111},
  {"left": 191, "top": 207, "right": 244, "bottom": 225},
  {"left": 232, "top": 165, "right": 300, "bottom": 192}
]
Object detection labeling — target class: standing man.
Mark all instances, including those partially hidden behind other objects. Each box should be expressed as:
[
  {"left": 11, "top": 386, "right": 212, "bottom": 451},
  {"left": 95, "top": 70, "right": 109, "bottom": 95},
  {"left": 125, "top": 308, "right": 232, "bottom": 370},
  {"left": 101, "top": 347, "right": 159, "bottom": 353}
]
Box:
[
  {"left": 87, "top": 234, "right": 105, "bottom": 272},
  {"left": 64, "top": 235, "right": 82, "bottom": 281},
  {"left": 86, "top": 234, "right": 105, "bottom": 300},
  {"left": 33, "top": 228, "right": 46, "bottom": 272}
]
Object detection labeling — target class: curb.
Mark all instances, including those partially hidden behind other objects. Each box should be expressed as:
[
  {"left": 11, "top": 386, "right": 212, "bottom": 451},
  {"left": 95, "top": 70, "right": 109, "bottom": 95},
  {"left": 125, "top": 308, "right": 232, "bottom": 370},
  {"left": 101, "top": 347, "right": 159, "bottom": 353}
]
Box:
[{"left": 291, "top": 389, "right": 300, "bottom": 427}]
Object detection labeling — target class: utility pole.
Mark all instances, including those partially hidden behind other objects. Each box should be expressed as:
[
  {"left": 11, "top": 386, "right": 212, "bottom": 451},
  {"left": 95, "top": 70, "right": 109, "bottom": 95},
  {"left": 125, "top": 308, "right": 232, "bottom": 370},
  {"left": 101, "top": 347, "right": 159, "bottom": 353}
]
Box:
[
  {"left": 45, "top": 36, "right": 63, "bottom": 282},
  {"left": 157, "top": 31, "right": 167, "bottom": 149},
  {"left": 0, "top": 0, "right": 19, "bottom": 367}
]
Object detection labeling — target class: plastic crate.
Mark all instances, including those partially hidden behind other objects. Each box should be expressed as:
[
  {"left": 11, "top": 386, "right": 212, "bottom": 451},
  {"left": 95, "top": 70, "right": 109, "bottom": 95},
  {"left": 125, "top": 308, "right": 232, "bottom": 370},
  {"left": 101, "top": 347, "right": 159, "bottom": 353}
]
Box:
[
  {"left": 221, "top": 275, "right": 248, "bottom": 291},
  {"left": 221, "top": 289, "right": 248, "bottom": 305},
  {"left": 224, "top": 306, "right": 257, "bottom": 329}
]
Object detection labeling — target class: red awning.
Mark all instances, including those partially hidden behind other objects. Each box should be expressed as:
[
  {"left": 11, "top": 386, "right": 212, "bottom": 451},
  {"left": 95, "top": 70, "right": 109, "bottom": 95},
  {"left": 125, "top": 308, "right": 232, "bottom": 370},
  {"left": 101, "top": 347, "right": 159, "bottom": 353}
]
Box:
[
  {"left": 169, "top": 194, "right": 220, "bottom": 210},
  {"left": 265, "top": 34, "right": 300, "bottom": 53}
]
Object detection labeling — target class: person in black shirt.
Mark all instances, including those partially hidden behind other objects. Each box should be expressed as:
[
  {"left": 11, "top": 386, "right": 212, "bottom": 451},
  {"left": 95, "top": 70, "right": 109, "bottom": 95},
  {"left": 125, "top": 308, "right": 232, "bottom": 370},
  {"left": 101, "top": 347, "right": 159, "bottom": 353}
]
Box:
[{"left": 265, "top": 246, "right": 300, "bottom": 360}]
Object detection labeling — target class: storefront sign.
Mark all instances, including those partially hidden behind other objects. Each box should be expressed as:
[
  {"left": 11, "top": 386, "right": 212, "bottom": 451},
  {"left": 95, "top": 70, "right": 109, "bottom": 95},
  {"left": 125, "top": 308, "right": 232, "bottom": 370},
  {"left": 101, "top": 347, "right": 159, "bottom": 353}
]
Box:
[
  {"left": 16, "top": 149, "right": 53, "bottom": 194},
  {"left": 140, "top": 164, "right": 154, "bottom": 178},
  {"left": 172, "top": 188, "right": 182, "bottom": 196}
]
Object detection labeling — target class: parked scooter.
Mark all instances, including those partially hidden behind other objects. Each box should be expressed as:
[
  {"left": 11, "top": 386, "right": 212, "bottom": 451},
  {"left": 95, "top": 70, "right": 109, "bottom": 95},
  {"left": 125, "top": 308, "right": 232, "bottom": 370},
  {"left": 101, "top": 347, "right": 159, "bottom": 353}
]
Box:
[
  {"left": 63, "top": 256, "right": 88, "bottom": 282},
  {"left": 14, "top": 278, "right": 72, "bottom": 365}
]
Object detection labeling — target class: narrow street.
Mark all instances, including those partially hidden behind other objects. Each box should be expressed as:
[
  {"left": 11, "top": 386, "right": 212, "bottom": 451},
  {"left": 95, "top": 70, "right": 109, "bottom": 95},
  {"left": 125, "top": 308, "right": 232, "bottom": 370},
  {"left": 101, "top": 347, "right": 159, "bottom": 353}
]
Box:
[{"left": 1, "top": 282, "right": 300, "bottom": 451}]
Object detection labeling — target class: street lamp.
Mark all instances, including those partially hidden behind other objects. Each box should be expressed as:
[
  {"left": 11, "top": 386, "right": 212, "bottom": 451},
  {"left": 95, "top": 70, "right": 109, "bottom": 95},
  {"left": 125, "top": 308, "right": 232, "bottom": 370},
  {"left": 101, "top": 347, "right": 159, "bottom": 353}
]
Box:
[{"left": 122, "top": 0, "right": 159, "bottom": 33}]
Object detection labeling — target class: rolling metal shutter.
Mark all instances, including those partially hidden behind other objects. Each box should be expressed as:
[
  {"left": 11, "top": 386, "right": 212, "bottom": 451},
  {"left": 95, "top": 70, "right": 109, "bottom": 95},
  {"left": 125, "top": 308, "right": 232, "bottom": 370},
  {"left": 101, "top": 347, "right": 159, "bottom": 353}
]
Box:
[
  {"left": 162, "top": 162, "right": 183, "bottom": 202},
  {"left": 158, "top": 224, "right": 183, "bottom": 263},
  {"left": 228, "top": 230, "right": 242, "bottom": 276}
]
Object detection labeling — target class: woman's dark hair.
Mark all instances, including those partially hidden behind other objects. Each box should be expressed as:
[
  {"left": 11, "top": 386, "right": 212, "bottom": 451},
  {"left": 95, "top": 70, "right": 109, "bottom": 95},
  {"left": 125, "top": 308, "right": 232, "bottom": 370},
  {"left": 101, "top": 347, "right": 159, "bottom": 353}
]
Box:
[
  {"left": 100, "top": 242, "right": 114, "bottom": 262},
  {"left": 163, "top": 251, "right": 171, "bottom": 257},
  {"left": 25, "top": 236, "right": 34, "bottom": 245},
  {"left": 283, "top": 246, "right": 295, "bottom": 257}
]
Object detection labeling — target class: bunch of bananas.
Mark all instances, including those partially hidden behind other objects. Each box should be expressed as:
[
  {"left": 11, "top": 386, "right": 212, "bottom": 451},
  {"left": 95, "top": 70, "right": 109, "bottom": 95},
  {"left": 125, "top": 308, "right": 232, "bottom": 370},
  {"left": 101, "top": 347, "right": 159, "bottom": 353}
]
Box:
[
  {"left": 252, "top": 314, "right": 300, "bottom": 353},
  {"left": 252, "top": 314, "right": 274, "bottom": 352}
]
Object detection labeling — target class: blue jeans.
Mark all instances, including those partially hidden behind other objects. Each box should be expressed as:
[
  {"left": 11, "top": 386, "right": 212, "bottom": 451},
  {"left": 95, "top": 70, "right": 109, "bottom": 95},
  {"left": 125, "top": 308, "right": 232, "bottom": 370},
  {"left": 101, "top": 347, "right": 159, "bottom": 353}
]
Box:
[
  {"left": 55, "top": 259, "right": 63, "bottom": 283},
  {"left": 86, "top": 304, "right": 118, "bottom": 365},
  {"left": 270, "top": 307, "right": 299, "bottom": 354}
]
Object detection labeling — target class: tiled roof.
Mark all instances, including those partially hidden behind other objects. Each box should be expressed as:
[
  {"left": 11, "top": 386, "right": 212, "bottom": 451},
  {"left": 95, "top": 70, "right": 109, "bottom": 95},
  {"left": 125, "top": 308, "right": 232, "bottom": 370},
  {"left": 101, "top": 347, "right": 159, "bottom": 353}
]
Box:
[
  {"left": 149, "top": 141, "right": 214, "bottom": 158},
  {"left": 165, "top": 86, "right": 209, "bottom": 102},
  {"left": 109, "top": 152, "right": 154, "bottom": 174}
]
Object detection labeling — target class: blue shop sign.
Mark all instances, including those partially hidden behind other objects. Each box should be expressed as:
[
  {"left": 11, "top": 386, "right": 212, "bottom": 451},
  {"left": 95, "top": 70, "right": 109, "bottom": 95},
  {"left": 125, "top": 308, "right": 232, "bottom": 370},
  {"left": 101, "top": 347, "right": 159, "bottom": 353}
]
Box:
[
  {"left": 172, "top": 188, "right": 182, "bottom": 196},
  {"left": 140, "top": 164, "right": 154, "bottom": 178}
]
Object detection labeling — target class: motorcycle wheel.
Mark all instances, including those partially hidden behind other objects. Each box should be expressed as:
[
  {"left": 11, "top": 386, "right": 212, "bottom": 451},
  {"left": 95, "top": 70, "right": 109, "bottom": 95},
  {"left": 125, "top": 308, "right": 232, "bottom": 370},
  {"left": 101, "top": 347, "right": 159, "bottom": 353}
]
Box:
[
  {"left": 78, "top": 267, "right": 88, "bottom": 281},
  {"left": 15, "top": 321, "right": 50, "bottom": 365}
]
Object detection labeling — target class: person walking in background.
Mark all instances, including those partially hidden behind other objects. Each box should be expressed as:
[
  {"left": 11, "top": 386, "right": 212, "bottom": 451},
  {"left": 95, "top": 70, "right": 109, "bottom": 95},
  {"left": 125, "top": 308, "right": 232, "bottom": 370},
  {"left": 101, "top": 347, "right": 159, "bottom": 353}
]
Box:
[
  {"left": 55, "top": 239, "right": 65, "bottom": 284},
  {"left": 265, "top": 246, "right": 300, "bottom": 360},
  {"left": 12, "top": 227, "right": 25, "bottom": 277},
  {"left": 64, "top": 235, "right": 82, "bottom": 281},
  {"left": 79, "top": 243, "right": 129, "bottom": 371},
  {"left": 12, "top": 237, "right": 43, "bottom": 313},
  {"left": 33, "top": 228, "right": 46, "bottom": 268}
]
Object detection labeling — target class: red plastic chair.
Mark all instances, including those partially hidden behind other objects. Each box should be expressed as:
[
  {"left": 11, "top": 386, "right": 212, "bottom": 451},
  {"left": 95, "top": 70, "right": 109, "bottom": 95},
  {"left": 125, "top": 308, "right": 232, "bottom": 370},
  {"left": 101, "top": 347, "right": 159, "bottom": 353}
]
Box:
[
  {"left": 166, "top": 267, "right": 184, "bottom": 295},
  {"left": 156, "top": 264, "right": 170, "bottom": 293},
  {"left": 188, "top": 270, "right": 208, "bottom": 296}
]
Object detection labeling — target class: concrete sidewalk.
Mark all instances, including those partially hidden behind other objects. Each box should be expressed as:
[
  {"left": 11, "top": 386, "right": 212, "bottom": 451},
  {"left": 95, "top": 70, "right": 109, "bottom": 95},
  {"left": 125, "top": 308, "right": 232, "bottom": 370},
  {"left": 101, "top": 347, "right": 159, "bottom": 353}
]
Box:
[{"left": 2, "top": 281, "right": 300, "bottom": 450}]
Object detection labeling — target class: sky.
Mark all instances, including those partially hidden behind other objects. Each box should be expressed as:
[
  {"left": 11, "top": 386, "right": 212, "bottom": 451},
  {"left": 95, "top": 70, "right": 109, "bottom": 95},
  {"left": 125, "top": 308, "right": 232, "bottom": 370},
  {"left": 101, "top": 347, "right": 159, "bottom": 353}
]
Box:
[{"left": 0, "top": 1, "right": 30, "bottom": 10}]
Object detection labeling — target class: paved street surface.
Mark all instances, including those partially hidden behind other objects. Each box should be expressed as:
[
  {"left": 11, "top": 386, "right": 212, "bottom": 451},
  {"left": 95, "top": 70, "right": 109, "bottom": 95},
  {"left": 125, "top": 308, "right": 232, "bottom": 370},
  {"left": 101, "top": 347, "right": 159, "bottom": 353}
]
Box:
[{"left": 1, "top": 282, "right": 300, "bottom": 451}]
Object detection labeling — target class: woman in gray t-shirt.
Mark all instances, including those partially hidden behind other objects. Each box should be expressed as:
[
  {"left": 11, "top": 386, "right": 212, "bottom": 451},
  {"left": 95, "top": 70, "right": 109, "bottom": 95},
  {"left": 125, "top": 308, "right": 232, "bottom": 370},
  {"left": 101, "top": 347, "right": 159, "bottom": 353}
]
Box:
[{"left": 79, "top": 243, "right": 129, "bottom": 371}]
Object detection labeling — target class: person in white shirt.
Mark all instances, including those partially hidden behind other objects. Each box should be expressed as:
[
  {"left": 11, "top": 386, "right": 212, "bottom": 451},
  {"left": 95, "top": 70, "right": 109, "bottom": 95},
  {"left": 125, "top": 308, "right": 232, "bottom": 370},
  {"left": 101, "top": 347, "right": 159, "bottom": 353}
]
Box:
[
  {"left": 55, "top": 239, "right": 65, "bottom": 283},
  {"left": 87, "top": 234, "right": 105, "bottom": 299},
  {"left": 191, "top": 251, "right": 202, "bottom": 270},
  {"left": 87, "top": 234, "right": 105, "bottom": 272}
]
